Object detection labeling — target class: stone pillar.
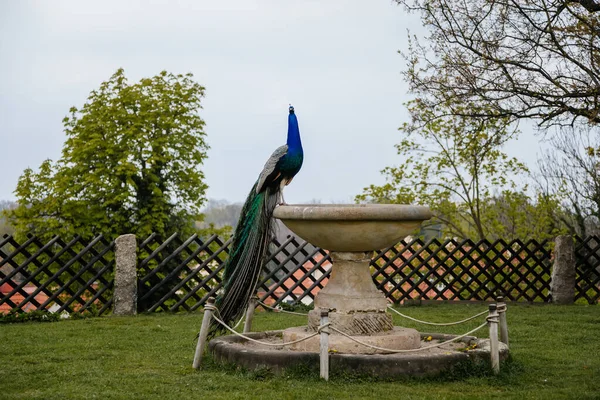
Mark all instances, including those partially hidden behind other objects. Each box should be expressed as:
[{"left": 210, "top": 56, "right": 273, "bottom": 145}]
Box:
[
  {"left": 113, "top": 234, "right": 138, "bottom": 315},
  {"left": 551, "top": 235, "right": 576, "bottom": 305}
]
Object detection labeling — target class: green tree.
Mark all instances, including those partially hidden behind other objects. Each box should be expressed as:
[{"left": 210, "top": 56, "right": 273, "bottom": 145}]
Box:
[
  {"left": 6, "top": 69, "right": 209, "bottom": 241},
  {"left": 481, "top": 191, "right": 567, "bottom": 241},
  {"left": 357, "top": 100, "right": 530, "bottom": 240}
]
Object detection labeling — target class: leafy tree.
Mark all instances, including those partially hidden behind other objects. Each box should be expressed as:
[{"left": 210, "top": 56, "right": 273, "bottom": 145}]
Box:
[
  {"left": 481, "top": 191, "right": 567, "bottom": 241},
  {"left": 396, "top": 0, "right": 600, "bottom": 128},
  {"left": 6, "top": 69, "right": 209, "bottom": 241},
  {"left": 357, "top": 100, "right": 529, "bottom": 240}
]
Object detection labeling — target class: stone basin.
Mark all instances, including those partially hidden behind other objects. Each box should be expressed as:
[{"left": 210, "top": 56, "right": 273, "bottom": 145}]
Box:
[{"left": 273, "top": 204, "right": 433, "bottom": 252}]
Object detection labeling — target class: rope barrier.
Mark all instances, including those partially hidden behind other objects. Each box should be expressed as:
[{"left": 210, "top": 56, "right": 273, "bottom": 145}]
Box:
[
  {"left": 257, "top": 300, "right": 309, "bottom": 316},
  {"left": 196, "top": 297, "right": 506, "bottom": 375},
  {"left": 233, "top": 315, "right": 244, "bottom": 330},
  {"left": 387, "top": 305, "right": 488, "bottom": 326},
  {"left": 204, "top": 304, "right": 489, "bottom": 354},
  {"left": 328, "top": 321, "right": 488, "bottom": 353},
  {"left": 205, "top": 304, "right": 323, "bottom": 347},
  {"left": 256, "top": 300, "right": 488, "bottom": 325}
]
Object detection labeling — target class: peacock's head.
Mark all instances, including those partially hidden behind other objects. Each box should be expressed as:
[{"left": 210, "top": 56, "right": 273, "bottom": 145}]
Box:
[{"left": 289, "top": 105, "right": 295, "bottom": 114}]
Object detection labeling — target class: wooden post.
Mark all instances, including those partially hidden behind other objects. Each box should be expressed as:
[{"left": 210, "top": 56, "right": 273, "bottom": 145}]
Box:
[
  {"left": 320, "top": 310, "right": 330, "bottom": 381},
  {"left": 497, "top": 296, "right": 509, "bottom": 346},
  {"left": 193, "top": 297, "right": 215, "bottom": 369},
  {"left": 243, "top": 296, "right": 258, "bottom": 333},
  {"left": 488, "top": 303, "right": 500, "bottom": 375}
]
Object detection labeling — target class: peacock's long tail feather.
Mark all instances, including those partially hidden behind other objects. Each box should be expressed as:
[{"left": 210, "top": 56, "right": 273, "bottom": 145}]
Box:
[{"left": 210, "top": 181, "right": 279, "bottom": 335}]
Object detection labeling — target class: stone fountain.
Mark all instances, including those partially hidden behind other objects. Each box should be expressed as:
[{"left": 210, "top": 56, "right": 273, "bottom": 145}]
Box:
[
  {"left": 208, "top": 204, "right": 508, "bottom": 378},
  {"left": 278, "top": 204, "right": 430, "bottom": 354}
]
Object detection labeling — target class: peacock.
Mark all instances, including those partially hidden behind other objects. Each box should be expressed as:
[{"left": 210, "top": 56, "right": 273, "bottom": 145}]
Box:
[{"left": 211, "top": 105, "right": 304, "bottom": 335}]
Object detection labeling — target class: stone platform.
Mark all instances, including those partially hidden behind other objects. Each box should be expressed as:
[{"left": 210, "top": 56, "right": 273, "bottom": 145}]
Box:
[
  {"left": 208, "top": 330, "right": 510, "bottom": 378},
  {"left": 283, "top": 326, "right": 421, "bottom": 354}
]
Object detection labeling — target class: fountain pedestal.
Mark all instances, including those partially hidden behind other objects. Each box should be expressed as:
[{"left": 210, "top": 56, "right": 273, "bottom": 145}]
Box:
[
  {"left": 282, "top": 250, "right": 421, "bottom": 354},
  {"left": 307, "top": 251, "right": 392, "bottom": 335}
]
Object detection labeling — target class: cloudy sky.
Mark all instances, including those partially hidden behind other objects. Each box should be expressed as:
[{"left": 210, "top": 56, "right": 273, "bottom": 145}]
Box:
[{"left": 0, "top": 1, "right": 541, "bottom": 205}]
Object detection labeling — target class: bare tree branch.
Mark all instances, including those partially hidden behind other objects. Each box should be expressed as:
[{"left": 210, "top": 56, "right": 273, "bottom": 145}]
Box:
[
  {"left": 396, "top": 0, "right": 600, "bottom": 128},
  {"left": 569, "top": 0, "right": 600, "bottom": 13}
]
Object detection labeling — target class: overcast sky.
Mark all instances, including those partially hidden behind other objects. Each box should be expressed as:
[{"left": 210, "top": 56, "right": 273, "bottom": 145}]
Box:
[{"left": 0, "top": 1, "right": 542, "bottom": 205}]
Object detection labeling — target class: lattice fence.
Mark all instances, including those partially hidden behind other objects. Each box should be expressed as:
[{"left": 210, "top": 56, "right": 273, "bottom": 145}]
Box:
[
  {"left": 136, "top": 233, "right": 332, "bottom": 312},
  {"left": 371, "top": 237, "right": 554, "bottom": 303},
  {"left": 137, "top": 233, "right": 231, "bottom": 312},
  {"left": 0, "top": 233, "right": 114, "bottom": 315},
  {"left": 257, "top": 235, "right": 331, "bottom": 306},
  {"left": 138, "top": 235, "right": 557, "bottom": 311},
  {"left": 2, "top": 233, "right": 599, "bottom": 315},
  {"left": 575, "top": 236, "right": 600, "bottom": 304}
]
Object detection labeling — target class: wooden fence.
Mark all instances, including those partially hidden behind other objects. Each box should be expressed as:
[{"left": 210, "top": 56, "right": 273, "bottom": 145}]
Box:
[{"left": 1, "top": 233, "right": 599, "bottom": 315}]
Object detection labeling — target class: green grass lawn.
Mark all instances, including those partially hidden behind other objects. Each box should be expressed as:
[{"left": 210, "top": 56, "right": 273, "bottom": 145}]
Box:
[{"left": 1, "top": 303, "right": 599, "bottom": 400}]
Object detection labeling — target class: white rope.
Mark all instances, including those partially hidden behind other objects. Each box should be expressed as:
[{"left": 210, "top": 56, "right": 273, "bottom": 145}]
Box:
[
  {"left": 204, "top": 305, "right": 492, "bottom": 354},
  {"left": 257, "top": 300, "right": 308, "bottom": 316},
  {"left": 328, "top": 321, "right": 488, "bottom": 353},
  {"left": 206, "top": 305, "right": 323, "bottom": 347},
  {"left": 232, "top": 315, "right": 244, "bottom": 330},
  {"left": 387, "top": 305, "right": 488, "bottom": 326}
]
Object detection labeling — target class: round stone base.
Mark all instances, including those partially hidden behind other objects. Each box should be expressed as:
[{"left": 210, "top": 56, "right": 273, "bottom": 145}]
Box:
[
  {"left": 208, "top": 330, "right": 510, "bottom": 379},
  {"left": 283, "top": 326, "right": 421, "bottom": 354}
]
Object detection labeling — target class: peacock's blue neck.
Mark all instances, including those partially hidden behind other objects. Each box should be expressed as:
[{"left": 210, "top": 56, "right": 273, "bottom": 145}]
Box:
[{"left": 287, "top": 113, "right": 303, "bottom": 153}]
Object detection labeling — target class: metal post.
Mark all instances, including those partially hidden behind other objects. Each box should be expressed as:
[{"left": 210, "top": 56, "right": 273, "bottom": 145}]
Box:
[
  {"left": 193, "top": 297, "right": 215, "bottom": 369},
  {"left": 243, "top": 296, "right": 258, "bottom": 333},
  {"left": 497, "top": 296, "right": 509, "bottom": 346},
  {"left": 488, "top": 303, "right": 500, "bottom": 375},
  {"left": 320, "top": 310, "right": 330, "bottom": 381}
]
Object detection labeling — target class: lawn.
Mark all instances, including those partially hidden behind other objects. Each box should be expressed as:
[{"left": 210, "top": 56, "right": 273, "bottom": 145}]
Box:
[{"left": 1, "top": 303, "right": 599, "bottom": 400}]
